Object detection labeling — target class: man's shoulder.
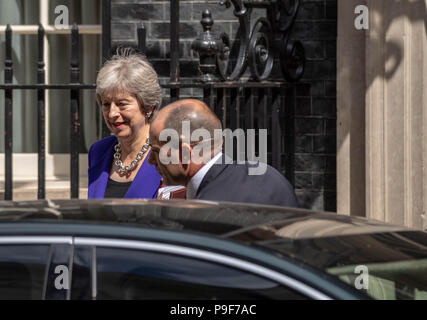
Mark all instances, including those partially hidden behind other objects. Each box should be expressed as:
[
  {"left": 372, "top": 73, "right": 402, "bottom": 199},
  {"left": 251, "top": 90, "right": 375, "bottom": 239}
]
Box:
[
  {"left": 207, "top": 159, "right": 291, "bottom": 189},
  {"left": 222, "top": 159, "right": 285, "bottom": 178},
  {"left": 198, "top": 159, "right": 298, "bottom": 207}
]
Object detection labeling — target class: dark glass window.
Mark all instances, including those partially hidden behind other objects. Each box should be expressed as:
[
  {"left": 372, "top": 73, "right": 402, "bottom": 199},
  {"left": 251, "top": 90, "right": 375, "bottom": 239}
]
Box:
[
  {"left": 240, "top": 231, "right": 427, "bottom": 300},
  {"left": 44, "top": 244, "right": 72, "bottom": 300},
  {"left": 0, "top": 245, "right": 50, "bottom": 299},
  {"left": 96, "top": 247, "right": 308, "bottom": 299},
  {"left": 71, "top": 246, "right": 93, "bottom": 300}
]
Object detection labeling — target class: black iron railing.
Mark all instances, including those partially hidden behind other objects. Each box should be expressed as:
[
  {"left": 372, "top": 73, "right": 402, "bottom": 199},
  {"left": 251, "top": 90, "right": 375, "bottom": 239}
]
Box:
[
  {"left": 4, "top": 24, "right": 12, "bottom": 201},
  {"left": 191, "top": 0, "right": 305, "bottom": 82},
  {"left": 37, "top": 24, "right": 46, "bottom": 200},
  {"left": 1, "top": 0, "right": 302, "bottom": 200},
  {"left": 1, "top": 23, "right": 95, "bottom": 200}
]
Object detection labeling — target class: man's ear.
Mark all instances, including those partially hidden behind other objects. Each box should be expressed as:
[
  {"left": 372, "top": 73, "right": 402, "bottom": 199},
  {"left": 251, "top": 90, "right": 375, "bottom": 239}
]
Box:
[{"left": 179, "top": 143, "right": 192, "bottom": 174}]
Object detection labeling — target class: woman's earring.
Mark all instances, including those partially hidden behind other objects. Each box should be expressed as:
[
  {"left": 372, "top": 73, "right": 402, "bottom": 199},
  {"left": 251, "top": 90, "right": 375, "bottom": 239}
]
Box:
[{"left": 146, "top": 112, "right": 152, "bottom": 119}]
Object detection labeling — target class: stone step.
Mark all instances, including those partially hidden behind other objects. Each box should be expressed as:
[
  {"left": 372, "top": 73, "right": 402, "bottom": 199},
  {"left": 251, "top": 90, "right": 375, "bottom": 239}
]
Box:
[{"left": 0, "top": 179, "right": 88, "bottom": 201}]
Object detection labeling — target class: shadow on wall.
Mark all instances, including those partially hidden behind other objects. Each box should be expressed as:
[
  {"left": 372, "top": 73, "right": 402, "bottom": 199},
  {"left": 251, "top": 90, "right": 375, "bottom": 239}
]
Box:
[
  {"left": 342, "top": 0, "right": 426, "bottom": 119},
  {"left": 336, "top": 0, "right": 427, "bottom": 217},
  {"left": 338, "top": 0, "right": 427, "bottom": 150},
  {"left": 367, "top": 0, "right": 426, "bottom": 85}
]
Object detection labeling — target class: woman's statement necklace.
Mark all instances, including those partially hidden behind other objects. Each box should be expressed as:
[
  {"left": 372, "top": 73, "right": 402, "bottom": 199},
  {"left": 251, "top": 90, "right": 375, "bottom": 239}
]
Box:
[{"left": 113, "top": 138, "right": 150, "bottom": 174}]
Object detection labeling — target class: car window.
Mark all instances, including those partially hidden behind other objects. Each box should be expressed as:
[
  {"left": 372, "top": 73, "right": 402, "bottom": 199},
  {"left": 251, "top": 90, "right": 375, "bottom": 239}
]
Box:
[
  {"left": 44, "top": 244, "right": 73, "bottom": 300},
  {"left": 250, "top": 231, "right": 427, "bottom": 300},
  {"left": 71, "top": 246, "right": 93, "bottom": 300},
  {"left": 95, "top": 247, "right": 308, "bottom": 300},
  {"left": 327, "top": 259, "right": 427, "bottom": 300},
  {"left": 0, "top": 245, "right": 50, "bottom": 299}
]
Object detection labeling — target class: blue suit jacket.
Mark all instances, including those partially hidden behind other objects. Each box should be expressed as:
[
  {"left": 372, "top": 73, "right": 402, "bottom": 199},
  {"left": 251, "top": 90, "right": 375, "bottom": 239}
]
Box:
[{"left": 88, "top": 135, "right": 162, "bottom": 199}]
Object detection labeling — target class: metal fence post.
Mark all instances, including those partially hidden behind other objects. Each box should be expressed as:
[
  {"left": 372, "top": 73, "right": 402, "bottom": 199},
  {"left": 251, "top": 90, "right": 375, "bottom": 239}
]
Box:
[
  {"left": 4, "top": 24, "right": 13, "bottom": 200},
  {"left": 101, "top": 0, "right": 111, "bottom": 138},
  {"left": 37, "top": 24, "right": 46, "bottom": 199},
  {"left": 169, "top": 0, "right": 180, "bottom": 102},
  {"left": 137, "top": 22, "right": 146, "bottom": 54},
  {"left": 70, "top": 24, "right": 80, "bottom": 198}
]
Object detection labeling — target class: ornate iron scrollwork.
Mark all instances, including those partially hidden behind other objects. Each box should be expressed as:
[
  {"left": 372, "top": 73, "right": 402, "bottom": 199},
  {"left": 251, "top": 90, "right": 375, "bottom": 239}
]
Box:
[
  {"left": 191, "top": 0, "right": 305, "bottom": 82},
  {"left": 190, "top": 10, "right": 225, "bottom": 83}
]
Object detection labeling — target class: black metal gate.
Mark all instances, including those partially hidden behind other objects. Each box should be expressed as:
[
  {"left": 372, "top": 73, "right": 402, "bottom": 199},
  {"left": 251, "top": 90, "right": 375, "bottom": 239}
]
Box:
[{"left": 1, "top": 0, "right": 304, "bottom": 200}]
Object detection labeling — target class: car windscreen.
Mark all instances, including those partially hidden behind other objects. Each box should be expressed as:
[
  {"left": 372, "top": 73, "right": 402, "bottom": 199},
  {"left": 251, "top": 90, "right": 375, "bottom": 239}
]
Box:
[{"left": 234, "top": 231, "right": 427, "bottom": 300}]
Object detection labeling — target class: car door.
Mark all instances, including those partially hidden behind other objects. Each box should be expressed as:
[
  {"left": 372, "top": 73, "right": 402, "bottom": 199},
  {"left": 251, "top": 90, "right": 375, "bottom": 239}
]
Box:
[
  {"left": 71, "top": 237, "right": 330, "bottom": 300},
  {"left": 0, "top": 236, "right": 73, "bottom": 300}
]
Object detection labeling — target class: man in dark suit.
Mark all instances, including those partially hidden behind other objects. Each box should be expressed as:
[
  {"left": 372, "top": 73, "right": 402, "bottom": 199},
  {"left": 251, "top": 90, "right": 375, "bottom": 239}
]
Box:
[{"left": 148, "top": 99, "right": 298, "bottom": 207}]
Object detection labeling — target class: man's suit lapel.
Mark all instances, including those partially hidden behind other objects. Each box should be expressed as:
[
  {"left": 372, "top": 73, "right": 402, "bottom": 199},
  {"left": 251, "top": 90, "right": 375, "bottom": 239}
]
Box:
[{"left": 196, "top": 155, "right": 229, "bottom": 198}]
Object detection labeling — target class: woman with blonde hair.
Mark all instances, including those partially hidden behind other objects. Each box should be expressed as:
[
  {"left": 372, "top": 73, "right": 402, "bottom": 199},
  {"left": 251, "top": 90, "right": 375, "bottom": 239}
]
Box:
[{"left": 88, "top": 48, "right": 162, "bottom": 198}]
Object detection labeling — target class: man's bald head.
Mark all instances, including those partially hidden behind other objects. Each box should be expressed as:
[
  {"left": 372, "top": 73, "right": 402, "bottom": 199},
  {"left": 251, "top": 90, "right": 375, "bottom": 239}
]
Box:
[
  {"left": 151, "top": 99, "right": 222, "bottom": 143},
  {"left": 148, "top": 99, "right": 224, "bottom": 186}
]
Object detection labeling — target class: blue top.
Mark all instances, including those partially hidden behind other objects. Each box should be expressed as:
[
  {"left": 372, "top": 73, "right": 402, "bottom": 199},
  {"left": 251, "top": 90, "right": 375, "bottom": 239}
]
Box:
[{"left": 88, "top": 135, "right": 162, "bottom": 199}]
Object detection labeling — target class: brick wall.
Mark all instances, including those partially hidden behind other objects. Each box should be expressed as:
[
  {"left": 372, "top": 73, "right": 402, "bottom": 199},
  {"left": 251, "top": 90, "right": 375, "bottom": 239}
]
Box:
[
  {"left": 110, "top": 0, "right": 337, "bottom": 212},
  {"left": 292, "top": 0, "right": 337, "bottom": 211}
]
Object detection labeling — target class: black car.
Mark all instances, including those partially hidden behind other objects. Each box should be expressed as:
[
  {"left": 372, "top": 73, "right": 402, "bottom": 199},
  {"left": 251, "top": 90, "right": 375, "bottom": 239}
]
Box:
[{"left": 0, "top": 199, "right": 426, "bottom": 300}]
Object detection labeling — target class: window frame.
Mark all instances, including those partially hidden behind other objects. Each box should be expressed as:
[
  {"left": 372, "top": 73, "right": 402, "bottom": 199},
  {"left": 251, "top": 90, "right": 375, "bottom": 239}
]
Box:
[
  {"left": 74, "top": 237, "right": 332, "bottom": 300},
  {"left": 0, "top": 235, "right": 73, "bottom": 300},
  {"left": 0, "top": 0, "right": 101, "bottom": 188}
]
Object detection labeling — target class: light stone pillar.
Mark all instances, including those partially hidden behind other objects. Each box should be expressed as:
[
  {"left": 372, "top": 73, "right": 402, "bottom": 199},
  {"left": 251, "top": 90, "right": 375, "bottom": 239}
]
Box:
[
  {"left": 337, "top": 0, "right": 367, "bottom": 217},
  {"left": 423, "top": 2, "right": 427, "bottom": 230},
  {"left": 366, "top": 0, "right": 426, "bottom": 228},
  {"left": 338, "top": 0, "right": 427, "bottom": 229}
]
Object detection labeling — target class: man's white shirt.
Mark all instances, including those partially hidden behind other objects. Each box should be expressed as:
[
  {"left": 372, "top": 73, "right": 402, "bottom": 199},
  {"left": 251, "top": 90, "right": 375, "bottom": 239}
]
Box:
[{"left": 186, "top": 152, "right": 223, "bottom": 200}]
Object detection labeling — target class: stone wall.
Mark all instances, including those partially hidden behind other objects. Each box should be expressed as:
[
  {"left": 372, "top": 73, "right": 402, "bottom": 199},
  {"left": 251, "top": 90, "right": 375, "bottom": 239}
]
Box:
[{"left": 337, "top": 0, "right": 427, "bottom": 229}]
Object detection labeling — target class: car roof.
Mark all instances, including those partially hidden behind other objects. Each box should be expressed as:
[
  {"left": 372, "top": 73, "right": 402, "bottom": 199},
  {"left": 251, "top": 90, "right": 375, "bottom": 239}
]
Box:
[{"left": 0, "top": 199, "right": 413, "bottom": 241}]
